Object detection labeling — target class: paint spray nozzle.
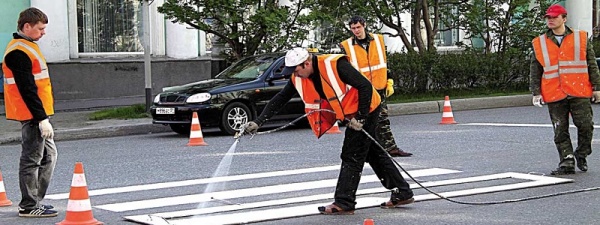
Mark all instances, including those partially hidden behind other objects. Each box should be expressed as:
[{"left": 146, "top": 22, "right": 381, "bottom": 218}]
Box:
[{"left": 234, "top": 123, "right": 249, "bottom": 139}]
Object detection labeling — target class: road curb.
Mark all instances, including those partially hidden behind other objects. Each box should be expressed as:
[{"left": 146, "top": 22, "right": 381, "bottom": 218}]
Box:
[{"left": 388, "top": 94, "right": 531, "bottom": 115}]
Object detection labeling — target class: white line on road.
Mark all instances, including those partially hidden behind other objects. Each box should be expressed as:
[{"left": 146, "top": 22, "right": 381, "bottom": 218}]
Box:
[
  {"left": 126, "top": 173, "right": 570, "bottom": 225},
  {"left": 46, "top": 165, "right": 343, "bottom": 200},
  {"left": 97, "top": 168, "right": 459, "bottom": 212},
  {"left": 123, "top": 172, "right": 511, "bottom": 221}
]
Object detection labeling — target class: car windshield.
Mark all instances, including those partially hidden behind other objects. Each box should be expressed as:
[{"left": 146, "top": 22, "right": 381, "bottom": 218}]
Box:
[{"left": 215, "top": 55, "right": 280, "bottom": 79}]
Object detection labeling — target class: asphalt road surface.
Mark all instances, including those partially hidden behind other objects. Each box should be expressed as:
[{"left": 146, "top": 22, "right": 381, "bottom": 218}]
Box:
[{"left": 1, "top": 105, "right": 600, "bottom": 225}]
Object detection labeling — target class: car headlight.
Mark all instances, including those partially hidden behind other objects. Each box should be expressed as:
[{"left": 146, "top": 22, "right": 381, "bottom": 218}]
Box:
[
  {"left": 186, "top": 93, "right": 212, "bottom": 103},
  {"left": 153, "top": 94, "right": 161, "bottom": 103}
]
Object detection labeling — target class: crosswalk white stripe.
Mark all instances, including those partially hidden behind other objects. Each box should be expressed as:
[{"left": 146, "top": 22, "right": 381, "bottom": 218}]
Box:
[
  {"left": 460, "top": 122, "right": 600, "bottom": 129},
  {"left": 134, "top": 173, "right": 571, "bottom": 225},
  {"left": 46, "top": 165, "right": 343, "bottom": 200},
  {"left": 97, "top": 168, "right": 459, "bottom": 212},
  {"left": 124, "top": 172, "right": 511, "bottom": 221}
]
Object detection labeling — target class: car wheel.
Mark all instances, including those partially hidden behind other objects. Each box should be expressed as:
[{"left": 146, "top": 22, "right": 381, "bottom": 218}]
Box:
[
  {"left": 170, "top": 124, "right": 191, "bottom": 135},
  {"left": 220, "top": 102, "right": 253, "bottom": 135}
]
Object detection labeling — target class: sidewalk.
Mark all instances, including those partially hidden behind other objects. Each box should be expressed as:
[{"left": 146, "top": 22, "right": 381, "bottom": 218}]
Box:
[{"left": 0, "top": 95, "right": 532, "bottom": 145}]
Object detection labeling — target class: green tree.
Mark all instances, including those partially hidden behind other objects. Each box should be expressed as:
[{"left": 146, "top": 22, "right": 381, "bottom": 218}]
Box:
[
  {"left": 456, "top": 0, "right": 557, "bottom": 54},
  {"left": 158, "top": 0, "right": 316, "bottom": 61}
]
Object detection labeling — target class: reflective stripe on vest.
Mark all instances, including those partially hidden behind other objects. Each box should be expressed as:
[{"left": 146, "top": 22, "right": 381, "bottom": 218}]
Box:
[
  {"left": 291, "top": 54, "right": 380, "bottom": 138},
  {"left": 341, "top": 34, "right": 387, "bottom": 89},
  {"left": 3, "top": 42, "right": 50, "bottom": 85},
  {"left": 533, "top": 30, "right": 592, "bottom": 102},
  {"left": 2, "top": 39, "right": 54, "bottom": 121}
]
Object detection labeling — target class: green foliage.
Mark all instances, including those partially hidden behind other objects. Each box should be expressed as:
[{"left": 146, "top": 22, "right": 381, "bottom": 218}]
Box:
[
  {"left": 89, "top": 104, "right": 149, "bottom": 120},
  {"left": 457, "top": 0, "right": 559, "bottom": 54},
  {"left": 158, "top": 0, "right": 316, "bottom": 61},
  {"left": 387, "top": 87, "right": 529, "bottom": 103},
  {"left": 388, "top": 50, "right": 529, "bottom": 94}
]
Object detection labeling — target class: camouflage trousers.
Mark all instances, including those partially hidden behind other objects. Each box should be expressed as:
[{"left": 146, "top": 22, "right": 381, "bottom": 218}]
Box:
[
  {"left": 376, "top": 90, "right": 399, "bottom": 152},
  {"left": 547, "top": 97, "right": 594, "bottom": 168}
]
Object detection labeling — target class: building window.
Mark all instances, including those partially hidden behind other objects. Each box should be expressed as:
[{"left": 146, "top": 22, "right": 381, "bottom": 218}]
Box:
[{"left": 77, "top": 0, "right": 143, "bottom": 53}]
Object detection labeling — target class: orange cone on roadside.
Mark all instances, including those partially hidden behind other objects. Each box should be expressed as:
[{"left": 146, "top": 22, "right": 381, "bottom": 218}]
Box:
[
  {"left": 56, "top": 162, "right": 103, "bottom": 225},
  {"left": 0, "top": 169, "right": 12, "bottom": 207},
  {"left": 187, "top": 112, "right": 208, "bottom": 146},
  {"left": 440, "top": 96, "right": 457, "bottom": 124},
  {"left": 363, "top": 218, "right": 375, "bottom": 225},
  {"left": 326, "top": 121, "right": 342, "bottom": 134}
]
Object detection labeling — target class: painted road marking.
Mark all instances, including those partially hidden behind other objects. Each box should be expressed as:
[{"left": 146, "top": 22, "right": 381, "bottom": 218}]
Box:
[
  {"left": 47, "top": 163, "right": 421, "bottom": 200},
  {"left": 125, "top": 172, "right": 571, "bottom": 225},
  {"left": 122, "top": 172, "right": 518, "bottom": 221},
  {"left": 97, "top": 168, "right": 459, "bottom": 212},
  {"left": 46, "top": 165, "right": 343, "bottom": 200}
]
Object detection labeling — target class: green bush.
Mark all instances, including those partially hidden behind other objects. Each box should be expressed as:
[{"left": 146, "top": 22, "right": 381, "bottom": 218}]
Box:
[{"left": 387, "top": 50, "right": 529, "bottom": 94}]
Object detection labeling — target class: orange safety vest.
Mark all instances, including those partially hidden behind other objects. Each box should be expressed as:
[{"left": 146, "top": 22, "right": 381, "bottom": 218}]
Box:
[
  {"left": 2, "top": 39, "right": 54, "bottom": 121},
  {"left": 291, "top": 54, "right": 381, "bottom": 138},
  {"left": 532, "top": 30, "right": 592, "bottom": 103},
  {"left": 340, "top": 33, "right": 387, "bottom": 90}
]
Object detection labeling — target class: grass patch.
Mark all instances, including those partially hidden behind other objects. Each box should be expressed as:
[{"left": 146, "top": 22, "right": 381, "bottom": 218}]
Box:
[
  {"left": 388, "top": 88, "right": 530, "bottom": 103},
  {"left": 89, "top": 104, "right": 149, "bottom": 120}
]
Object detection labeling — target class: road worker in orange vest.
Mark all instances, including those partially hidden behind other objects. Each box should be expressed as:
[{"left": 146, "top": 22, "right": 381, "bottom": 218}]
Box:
[
  {"left": 2, "top": 8, "right": 58, "bottom": 217},
  {"left": 529, "top": 4, "right": 600, "bottom": 175},
  {"left": 242, "top": 48, "right": 414, "bottom": 214},
  {"left": 339, "top": 16, "right": 412, "bottom": 157}
]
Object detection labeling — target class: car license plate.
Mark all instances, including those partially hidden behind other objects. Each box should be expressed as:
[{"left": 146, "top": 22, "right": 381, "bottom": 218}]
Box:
[{"left": 156, "top": 107, "right": 175, "bottom": 114}]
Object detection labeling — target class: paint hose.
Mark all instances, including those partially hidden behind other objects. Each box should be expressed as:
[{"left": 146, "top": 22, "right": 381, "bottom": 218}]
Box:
[
  {"left": 357, "top": 123, "right": 600, "bottom": 205},
  {"left": 234, "top": 109, "right": 336, "bottom": 139},
  {"left": 237, "top": 109, "right": 600, "bottom": 205}
]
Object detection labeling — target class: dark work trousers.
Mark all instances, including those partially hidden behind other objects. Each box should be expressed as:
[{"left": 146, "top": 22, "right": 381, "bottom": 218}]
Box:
[
  {"left": 19, "top": 120, "right": 57, "bottom": 210},
  {"left": 334, "top": 106, "right": 413, "bottom": 210},
  {"left": 547, "top": 97, "right": 594, "bottom": 168},
  {"left": 376, "top": 89, "right": 399, "bottom": 152}
]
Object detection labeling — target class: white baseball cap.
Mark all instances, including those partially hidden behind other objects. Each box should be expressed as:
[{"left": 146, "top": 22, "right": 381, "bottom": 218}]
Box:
[{"left": 281, "top": 47, "right": 309, "bottom": 76}]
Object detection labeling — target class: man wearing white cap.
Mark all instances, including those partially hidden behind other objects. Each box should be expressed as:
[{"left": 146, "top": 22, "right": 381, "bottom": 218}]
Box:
[
  {"left": 243, "top": 48, "right": 414, "bottom": 214},
  {"left": 530, "top": 4, "right": 600, "bottom": 175}
]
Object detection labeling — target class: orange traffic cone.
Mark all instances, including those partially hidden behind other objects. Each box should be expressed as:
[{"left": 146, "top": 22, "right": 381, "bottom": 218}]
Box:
[
  {"left": 326, "top": 121, "right": 342, "bottom": 134},
  {"left": 188, "top": 112, "right": 208, "bottom": 146},
  {"left": 56, "top": 162, "right": 103, "bottom": 225},
  {"left": 440, "top": 96, "right": 457, "bottom": 124},
  {"left": 0, "top": 169, "right": 12, "bottom": 207},
  {"left": 363, "top": 218, "right": 375, "bottom": 225}
]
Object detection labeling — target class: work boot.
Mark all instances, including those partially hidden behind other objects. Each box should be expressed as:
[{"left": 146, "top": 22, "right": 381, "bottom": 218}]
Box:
[
  {"left": 550, "top": 166, "right": 575, "bottom": 175},
  {"left": 576, "top": 157, "right": 588, "bottom": 172},
  {"left": 388, "top": 148, "right": 413, "bottom": 157}
]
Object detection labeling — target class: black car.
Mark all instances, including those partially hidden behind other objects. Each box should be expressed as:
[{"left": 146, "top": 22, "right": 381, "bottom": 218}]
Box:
[{"left": 151, "top": 53, "right": 305, "bottom": 135}]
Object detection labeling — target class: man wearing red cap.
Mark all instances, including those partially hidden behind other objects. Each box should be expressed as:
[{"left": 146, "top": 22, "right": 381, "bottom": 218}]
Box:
[{"left": 529, "top": 4, "right": 600, "bottom": 175}]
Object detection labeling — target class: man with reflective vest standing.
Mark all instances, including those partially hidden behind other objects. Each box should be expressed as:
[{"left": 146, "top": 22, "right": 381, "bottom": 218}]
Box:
[
  {"left": 339, "top": 16, "right": 412, "bottom": 157},
  {"left": 2, "top": 8, "right": 58, "bottom": 217},
  {"left": 242, "top": 48, "right": 414, "bottom": 214},
  {"left": 530, "top": 4, "right": 600, "bottom": 175}
]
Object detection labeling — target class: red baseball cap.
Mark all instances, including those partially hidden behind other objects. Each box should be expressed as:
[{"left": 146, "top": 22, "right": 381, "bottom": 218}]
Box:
[{"left": 545, "top": 4, "right": 567, "bottom": 17}]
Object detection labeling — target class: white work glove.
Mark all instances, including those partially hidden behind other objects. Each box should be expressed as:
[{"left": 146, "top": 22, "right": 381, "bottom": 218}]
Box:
[
  {"left": 532, "top": 95, "right": 544, "bottom": 107},
  {"left": 386, "top": 79, "right": 395, "bottom": 97},
  {"left": 39, "top": 119, "right": 54, "bottom": 139},
  {"left": 348, "top": 118, "right": 364, "bottom": 131},
  {"left": 592, "top": 91, "right": 600, "bottom": 103},
  {"left": 243, "top": 121, "right": 259, "bottom": 135}
]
